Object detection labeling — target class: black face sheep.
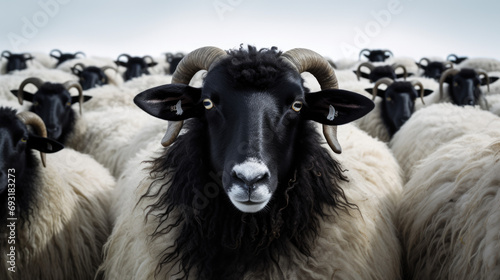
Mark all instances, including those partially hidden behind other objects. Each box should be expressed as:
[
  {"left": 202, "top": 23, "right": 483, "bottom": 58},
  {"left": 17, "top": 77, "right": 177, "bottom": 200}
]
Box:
[
  {"left": 71, "top": 63, "right": 117, "bottom": 90},
  {"left": 165, "top": 52, "right": 185, "bottom": 74},
  {"left": 50, "top": 49, "right": 86, "bottom": 66},
  {"left": 358, "top": 78, "right": 433, "bottom": 141},
  {"left": 439, "top": 68, "right": 498, "bottom": 107},
  {"left": 10, "top": 77, "right": 92, "bottom": 143},
  {"left": 115, "top": 54, "right": 158, "bottom": 81},
  {"left": 355, "top": 61, "right": 409, "bottom": 82},
  {"left": 98, "top": 45, "right": 404, "bottom": 280},
  {"left": 0, "top": 108, "right": 115, "bottom": 279},
  {"left": 1, "top": 51, "right": 33, "bottom": 73},
  {"left": 417, "top": 57, "right": 453, "bottom": 80},
  {"left": 359, "top": 48, "right": 393, "bottom": 62}
]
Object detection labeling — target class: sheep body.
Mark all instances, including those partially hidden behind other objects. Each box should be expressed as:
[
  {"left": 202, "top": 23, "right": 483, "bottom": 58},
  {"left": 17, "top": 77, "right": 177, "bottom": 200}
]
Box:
[
  {"left": 398, "top": 132, "right": 500, "bottom": 279},
  {"left": 99, "top": 123, "right": 403, "bottom": 279},
  {"left": 390, "top": 103, "right": 500, "bottom": 182},
  {"left": 0, "top": 148, "right": 115, "bottom": 280},
  {"left": 457, "top": 57, "right": 500, "bottom": 72},
  {"left": 57, "top": 56, "right": 125, "bottom": 86}
]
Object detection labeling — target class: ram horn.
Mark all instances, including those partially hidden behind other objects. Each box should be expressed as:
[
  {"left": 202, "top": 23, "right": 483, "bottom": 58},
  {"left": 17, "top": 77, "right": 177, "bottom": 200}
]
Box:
[
  {"left": 392, "top": 64, "right": 408, "bottom": 80},
  {"left": 418, "top": 58, "right": 430, "bottom": 67},
  {"left": 447, "top": 54, "right": 459, "bottom": 63},
  {"left": 1, "top": 50, "right": 11, "bottom": 58},
  {"left": 439, "top": 68, "right": 460, "bottom": 99},
  {"left": 443, "top": 61, "right": 454, "bottom": 69},
  {"left": 384, "top": 49, "right": 394, "bottom": 57},
  {"left": 71, "top": 63, "right": 86, "bottom": 75},
  {"left": 16, "top": 111, "right": 48, "bottom": 167},
  {"left": 17, "top": 77, "right": 44, "bottom": 105},
  {"left": 372, "top": 78, "right": 394, "bottom": 101},
  {"left": 23, "top": 53, "right": 34, "bottom": 60},
  {"left": 74, "top": 51, "right": 86, "bottom": 58},
  {"left": 160, "top": 46, "right": 227, "bottom": 147},
  {"left": 63, "top": 81, "right": 84, "bottom": 115},
  {"left": 356, "top": 62, "right": 375, "bottom": 81},
  {"left": 142, "top": 55, "right": 155, "bottom": 64},
  {"left": 116, "top": 54, "right": 131, "bottom": 63},
  {"left": 359, "top": 48, "right": 371, "bottom": 61},
  {"left": 50, "top": 49, "right": 62, "bottom": 58},
  {"left": 282, "top": 48, "right": 342, "bottom": 153},
  {"left": 410, "top": 80, "right": 426, "bottom": 105},
  {"left": 477, "top": 70, "right": 490, "bottom": 92}
]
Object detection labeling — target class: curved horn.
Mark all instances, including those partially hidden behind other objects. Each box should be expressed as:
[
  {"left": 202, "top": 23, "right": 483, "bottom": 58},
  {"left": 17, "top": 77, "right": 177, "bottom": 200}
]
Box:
[
  {"left": 17, "top": 77, "right": 44, "bottom": 105},
  {"left": 356, "top": 62, "right": 375, "bottom": 81},
  {"left": 410, "top": 80, "right": 426, "bottom": 105},
  {"left": 392, "top": 64, "right": 408, "bottom": 80},
  {"left": 281, "top": 48, "right": 342, "bottom": 153},
  {"left": 477, "top": 70, "right": 490, "bottom": 92},
  {"left": 358, "top": 48, "right": 371, "bottom": 61},
  {"left": 384, "top": 50, "right": 394, "bottom": 57},
  {"left": 50, "top": 49, "right": 62, "bottom": 58},
  {"left": 161, "top": 46, "right": 228, "bottom": 147},
  {"left": 74, "top": 51, "right": 86, "bottom": 58},
  {"left": 116, "top": 53, "right": 131, "bottom": 62},
  {"left": 16, "top": 111, "right": 48, "bottom": 167},
  {"left": 71, "top": 63, "right": 86, "bottom": 75},
  {"left": 1, "top": 50, "right": 11, "bottom": 58},
  {"left": 63, "top": 81, "right": 84, "bottom": 115},
  {"left": 418, "top": 58, "right": 430, "bottom": 67},
  {"left": 372, "top": 78, "right": 394, "bottom": 101},
  {"left": 142, "top": 55, "right": 155, "bottom": 64},
  {"left": 447, "top": 54, "right": 458, "bottom": 62},
  {"left": 100, "top": 65, "right": 117, "bottom": 72},
  {"left": 443, "top": 61, "right": 454, "bottom": 69},
  {"left": 439, "top": 68, "right": 460, "bottom": 99}
]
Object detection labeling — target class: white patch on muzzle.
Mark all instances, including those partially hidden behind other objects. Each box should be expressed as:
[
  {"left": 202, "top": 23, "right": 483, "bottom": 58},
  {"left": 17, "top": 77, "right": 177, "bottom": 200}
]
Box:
[{"left": 228, "top": 158, "right": 272, "bottom": 213}]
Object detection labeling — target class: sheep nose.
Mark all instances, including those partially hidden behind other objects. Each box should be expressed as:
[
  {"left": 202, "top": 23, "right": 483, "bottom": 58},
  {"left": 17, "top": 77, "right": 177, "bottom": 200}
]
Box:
[
  {"left": 466, "top": 99, "right": 475, "bottom": 106},
  {"left": 231, "top": 159, "right": 270, "bottom": 189},
  {"left": 232, "top": 169, "right": 269, "bottom": 187}
]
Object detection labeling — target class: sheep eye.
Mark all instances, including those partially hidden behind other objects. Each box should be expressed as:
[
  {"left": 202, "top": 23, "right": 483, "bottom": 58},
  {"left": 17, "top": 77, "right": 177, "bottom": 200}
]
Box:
[
  {"left": 33, "top": 101, "right": 39, "bottom": 106},
  {"left": 291, "top": 101, "right": 303, "bottom": 112},
  {"left": 454, "top": 82, "right": 459, "bottom": 87},
  {"left": 66, "top": 102, "right": 72, "bottom": 106},
  {"left": 386, "top": 97, "right": 392, "bottom": 102},
  {"left": 203, "top": 98, "right": 214, "bottom": 110},
  {"left": 20, "top": 137, "right": 27, "bottom": 143}
]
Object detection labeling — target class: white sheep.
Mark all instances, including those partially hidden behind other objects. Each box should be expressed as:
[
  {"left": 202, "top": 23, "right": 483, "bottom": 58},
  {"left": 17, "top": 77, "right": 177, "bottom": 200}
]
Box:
[
  {"left": 389, "top": 103, "right": 500, "bottom": 182},
  {"left": 97, "top": 45, "right": 402, "bottom": 280},
  {"left": 397, "top": 131, "right": 500, "bottom": 280},
  {"left": 0, "top": 109, "right": 115, "bottom": 280},
  {"left": 456, "top": 57, "right": 500, "bottom": 73}
]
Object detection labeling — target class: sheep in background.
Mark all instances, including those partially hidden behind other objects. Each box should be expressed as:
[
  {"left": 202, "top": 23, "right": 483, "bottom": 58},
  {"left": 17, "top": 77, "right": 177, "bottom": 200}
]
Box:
[
  {"left": 456, "top": 57, "right": 500, "bottom": 73},
  {"left": 165, "top": 52, "right": 185, "bottom": 74},
  {"left": 1, "top": 51, "right": 33, "bottom": 73},
  {"left": 390, "top": 103, "right": 500, "bottom": 182},
  {"left": 398, "top": 131, "right": 500, "bottom": 280},
  {"left": 55, "top": 56, "right": 124, "bottom": 87},
  {"left": 10, "top": 77, "right": 91, "bottom": 143},
  {"left": 114, "top": 54, "right": 158, "bottom": 81},
  {"left": 70, "top": 63, "right": 119, "bottom": 90},
  {"left": 416, "top": 57, "right": 453, "bottom": 80},
  {"left": 98, "top": 45, "right": 402, "bottom": 280},
  {"left": 356, "top": 78, "right": 433, "bottom": 142},
  {"left": 50, "top": 49, "right": 85, "bottom": 66},
  {"left": 0, "top": 108, "right": 115, "bottom": 280},
  {"left": 355, "top": 61, "right": 409, "bottom": 82},
  {"left": 359, "top": 48, "right": 393, "bottom": 62},
  {"left": 485, "top": 94, "right": 500, "bottom": 116}
]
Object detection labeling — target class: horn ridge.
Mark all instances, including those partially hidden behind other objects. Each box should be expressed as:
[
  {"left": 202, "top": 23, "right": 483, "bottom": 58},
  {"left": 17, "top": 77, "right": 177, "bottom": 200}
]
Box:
[
  {"left": 372, "top": 78, "right": 394, "bottom": 101},
  {"left": 63, "top": 81, "right": 84, "bottom": 115},
  {"left": 439, "top": 68, "right": 460, "bottom": 99},
  {"left": 18, "top": 77, "right": 44, "bottom": 105}
]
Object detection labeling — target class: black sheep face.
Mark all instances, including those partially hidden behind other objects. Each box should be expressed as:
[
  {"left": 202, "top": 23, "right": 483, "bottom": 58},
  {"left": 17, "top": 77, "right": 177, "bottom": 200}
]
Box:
[
  {"left": 135, "top": 46, "right": 374, "bottom": 213},
  {"left": 364, "top": 50, "right": 391, "bottom": 62},
  {"left": 2, "top": 53, "right": 33, "bottom": 72},
  {"left": 74, "top": 66, "right": 108, "bottom": 90},
  {"left": 448, "top": 69, "right": 483, "bottom": 106},
  {"left": 116, "top": 56, "right": 158, "bottom": 81},
  {"left": 421, "top": 62, "right": 449, "bottom": 80},
  {"left": 370, "top": 66, "right": 398, "bottom": 82}
]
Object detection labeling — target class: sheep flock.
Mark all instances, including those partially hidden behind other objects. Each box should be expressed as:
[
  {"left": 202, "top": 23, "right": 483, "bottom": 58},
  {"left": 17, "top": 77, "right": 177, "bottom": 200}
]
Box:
[{"left": 1, "top": 47, "right": 499, "bottom": 280}]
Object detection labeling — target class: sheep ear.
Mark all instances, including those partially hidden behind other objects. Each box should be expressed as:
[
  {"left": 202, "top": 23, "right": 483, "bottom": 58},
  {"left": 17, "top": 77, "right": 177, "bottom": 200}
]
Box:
[
  {"left": 303, "top": 89, "right": 374, "bottom": 125},
  {"left": 11, "top": 90, "right": 34, "bottom": 102},
  {"left": 481, "top": 76, "right": 499, "bottom": 86},
  {"left": 71, "top": 95, "right": 92, "bottom": 104},
  {"left": 364, "top": 88, "right": 385, "bottom": 98},
  {"left": 114, "top": 61, "right": 127, "bottom": 67},
  {"left": 134, "top": 84, "right": 203, "bottom": 121},
  {"left": 423, "top": 89, "right": 434, "bottom": 96},
  {"left": 27, "top": 135, "right": 64, "bottom": 153},
  {"left": 147, "top": 62, "right": 158, "bottom": 68}
]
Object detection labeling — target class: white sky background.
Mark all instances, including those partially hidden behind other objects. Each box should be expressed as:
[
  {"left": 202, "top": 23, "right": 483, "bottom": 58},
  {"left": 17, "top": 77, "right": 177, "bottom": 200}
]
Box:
[{"left": 1, "top": 0, "right": 499, "bottom": 61}]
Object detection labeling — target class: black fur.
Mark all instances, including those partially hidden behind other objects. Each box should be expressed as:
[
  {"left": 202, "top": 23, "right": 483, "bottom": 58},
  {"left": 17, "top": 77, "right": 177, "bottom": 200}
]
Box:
[{"left": 141, "top": 118, "right": 353, "bottom": 279}]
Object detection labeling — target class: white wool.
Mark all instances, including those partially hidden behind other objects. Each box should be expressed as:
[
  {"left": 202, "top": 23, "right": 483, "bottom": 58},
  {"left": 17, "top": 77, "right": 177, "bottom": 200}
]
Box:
[
  {"left": 398, "top": 133, "right": 500, "bottom": 279},
  {"left": 99, "top": 123, "right": 403, "bottom": 279},
  {"left": 485, "top": 94, "right": 500, "bottom": 116},
  {"left": 390, "top": 103, "right": 500, "bottom": 182},
  {"left": 0, "top": 148, "right": 115, "bottom": 279}
]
